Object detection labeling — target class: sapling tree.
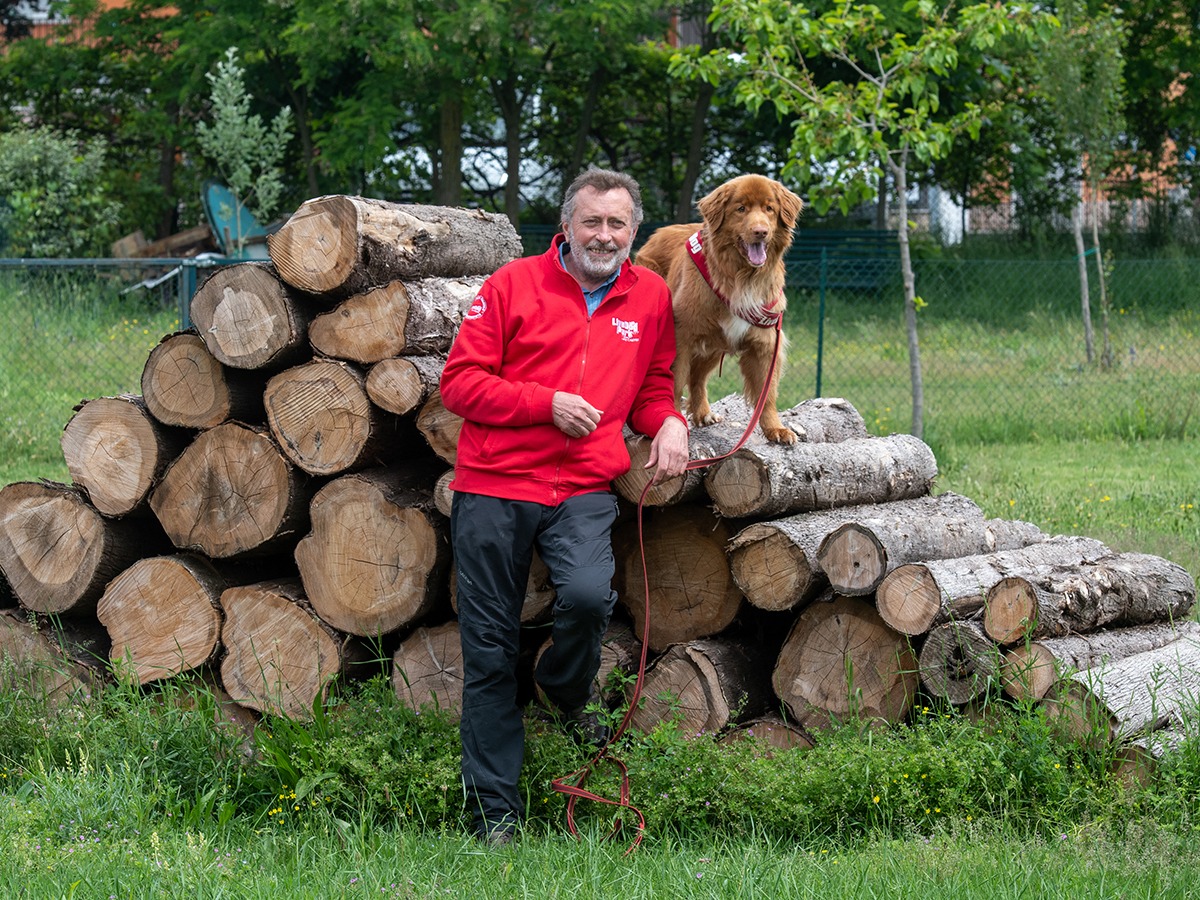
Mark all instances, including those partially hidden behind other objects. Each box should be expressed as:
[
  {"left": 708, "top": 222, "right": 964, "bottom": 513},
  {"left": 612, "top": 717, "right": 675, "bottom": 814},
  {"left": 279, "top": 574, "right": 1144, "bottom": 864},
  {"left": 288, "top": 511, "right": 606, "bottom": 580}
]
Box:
[
  {"left": 674, "top": 0, "right": 1057, "bottom": 437},
  {"left": 196, "top": 46, "right": 294, "bottom": 255}
]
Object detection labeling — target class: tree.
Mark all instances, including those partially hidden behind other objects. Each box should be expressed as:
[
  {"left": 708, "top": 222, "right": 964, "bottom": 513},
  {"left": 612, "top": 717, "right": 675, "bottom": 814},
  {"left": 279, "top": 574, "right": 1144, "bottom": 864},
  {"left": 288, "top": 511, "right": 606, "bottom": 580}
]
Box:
[
  {"left": 196, "top": 47, "right": 294, "bottom": 254},
  {"left": 1033, "top": 0, "right": 1125, "bottom": 368},
  {"left": 676, "top": 0, "right": 1056, "bottom": 437}
]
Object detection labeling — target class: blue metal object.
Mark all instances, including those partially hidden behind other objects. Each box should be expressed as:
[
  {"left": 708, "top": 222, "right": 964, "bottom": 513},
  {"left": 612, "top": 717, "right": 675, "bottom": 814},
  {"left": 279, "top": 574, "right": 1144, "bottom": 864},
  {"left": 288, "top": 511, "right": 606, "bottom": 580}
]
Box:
[{"left": 200, "top": 180, "right": 275, "bottom": 259}]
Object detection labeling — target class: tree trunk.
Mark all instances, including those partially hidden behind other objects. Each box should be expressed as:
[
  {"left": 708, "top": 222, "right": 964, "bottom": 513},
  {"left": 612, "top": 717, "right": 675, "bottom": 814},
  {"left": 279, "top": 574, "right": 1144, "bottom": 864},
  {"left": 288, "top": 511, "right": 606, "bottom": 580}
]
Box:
[
  {"left": 0, "top": 607, "right": 107, "bottom": 703},
  {"left": 392, "top": 620, "right": 464, "bottom": 717},
  {"left": 891, "top": 156, "right": 924, "bottom": 438},
  {"left": 264, "top": 358, "right": 406, "bottom": 476},
  {"left": 613, "top": 395, "right": 867, "bottom": 507},
  {"left": 1043, "top": 633, "right": 1200, "bottom": 744},
  {"left": 816, "top": 492, "right": 1044, "bottom": 597},
  {"left": 719, "top": 715, "right": 815, "bottom": 754},
  {"left": 1001, "top": 619, "right": 1200, "bottom": 702},
  {"left": 415, "top": 389, "right": 463, "bottom": 464},
  {"left": 917, "top": 618, "right": 1001, "bottom": 706},
  {"left": 96, "top": 553, "right": 225, "bottom": 685},
  {"left": 220, "top": 578, "right": 370, "bottom": 719},
  {"left": 628, "top": 638, "right": 770, "bottom": 737},
  {"left": 366, "top": 355, "right": 447, "bottom": 417},
  {"left": 983, "top": 552, "right": 1196, "bottom": 645},
  {"left": 141, "top": 332, "right": 264, "bottom": 429},
  {"left": 150, "top": 422, "right": 311, "bottom": 559},
  {"left": 0, "top": 481, "right": 154, "bottom": 615},
  {"left": 294, "top": 463, "right": 451, "bottom": 637},
  {"left": 307, "top": 276, "right": 483, "bottom": 365},
  {"left": 772, "top": 594, "right": 918, "bottom": 730},
  {"left": 876, "top": 534, "right": 1109, "bottom": 637},
  {"left": 60, "top": 394, "right": 190, "bottom": 517},
  {"left": 190, "top": 263, "right": 313, "bottom": 371},
  {"left": 704, "top": 433, "right": 937, "bottom": 519},
  {"left": 1073, "top": 200, "right": 1096, "bottom": 364},
  {"left": 612, "top": 504, "right": 742, "bottom": 653},
  {"left": 266, "top": 196, "right": 522, "bottom": 298}
]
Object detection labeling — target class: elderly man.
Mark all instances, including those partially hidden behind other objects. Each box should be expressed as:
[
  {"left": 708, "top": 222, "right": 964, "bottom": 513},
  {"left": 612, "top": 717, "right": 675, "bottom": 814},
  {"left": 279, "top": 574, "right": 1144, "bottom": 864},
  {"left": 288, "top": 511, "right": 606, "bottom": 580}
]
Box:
[{"left": 439, "top": 167, "right": 689, "bottom": 845}]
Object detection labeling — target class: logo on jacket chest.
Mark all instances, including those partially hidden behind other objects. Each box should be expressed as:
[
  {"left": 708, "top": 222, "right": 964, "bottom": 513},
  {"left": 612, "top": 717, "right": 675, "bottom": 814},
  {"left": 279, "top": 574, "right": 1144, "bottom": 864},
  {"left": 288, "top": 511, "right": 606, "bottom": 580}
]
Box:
[{"left": 611, "top": 316, "right": 640, "bottom": 342}]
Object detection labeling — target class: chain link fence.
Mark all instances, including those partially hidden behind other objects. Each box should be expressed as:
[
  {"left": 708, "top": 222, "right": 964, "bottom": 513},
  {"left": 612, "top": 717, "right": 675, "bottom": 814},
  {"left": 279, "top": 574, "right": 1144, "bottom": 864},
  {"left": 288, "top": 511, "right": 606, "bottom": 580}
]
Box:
[{"left": 2, "top": 247, "right": 1197, "bottom": 482}]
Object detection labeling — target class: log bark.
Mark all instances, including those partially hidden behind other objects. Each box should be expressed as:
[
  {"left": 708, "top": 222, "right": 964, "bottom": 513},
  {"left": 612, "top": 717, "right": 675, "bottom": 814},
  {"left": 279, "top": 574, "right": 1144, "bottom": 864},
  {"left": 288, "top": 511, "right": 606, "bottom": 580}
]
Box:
[
  {"left": 917, "top": 618, "right": 1001, "bottom": 705},
  {"left": 817, "top": 492, "right": 983, "bottom": 596},
  {"left": 60, "top": 394, "right": 190, "bottom": 517},
  {"left": 612, "top": 395, "right": 868, "bottom": 507},
  {"left": 816, "top": 493, "right": 1045, "bottom": 597},
  {"left": 415, "top": 389, "right": 463, "bottom": 464},
  {"left": 266, "top": 196, "right": 522, "bottom": 298},
  {"left": 392, "top": 620, "right": 464, "bottom": 716},
  {"left": 150, "top": 422, "right": 311, "bottom": 559},
  {"left": 612, "top": 504, "right": 742, "bottom": 653},
  {"left": 294, "top": 463, "right": 451, "bottom": 637},
  {"left": 190, "top": 263, "right": 313, "bottom": 370},
  {"left": 264, "top": 358, "right": 396, "bottom": 476},
  {"left": 141, "top": 331, "right": 264, "bottom": 429},
  {"left": 1001, "top": 619, "right": 1200, "bottom": 702},
  {"left": 366, "top": 355, "right": 447, "bottom": 416},
  {"left": 876, "top": 535, "right": 1110, "bottom": 637},
  {"left": 704, "top": 432, "right": 937, "bottom": 519},
  {"left": 0, "top": 607, "right": 107, "bottom": 703},
  {"left": 772, "top": 594, "right": 919, "bottom": 730},
  {"left": 0, "top": 481, "right": 152, "bottom": 615},
  {"left": 308, "top": 276, "right": 483, "bottom": 364},
  {"left": 727, "top": 501, "right": 938, "bottom": 614},
  {"left": 1043, "top": 633, "right": 1200, "bottom": 743},
  {"left": 628, "top": 638, "right": 770, "bottom": 736},
  {"left": 96, "top": 554, "right": 225, "bottom": 685},
  {"left": 719, "top": 715, "right": 815, "bottom": 754},
  {"left": 983, "top": 551, "right": 1196, "bottom": 645},
  {"left": 220, "top": 578, "right": 369, "bottom": 719}
]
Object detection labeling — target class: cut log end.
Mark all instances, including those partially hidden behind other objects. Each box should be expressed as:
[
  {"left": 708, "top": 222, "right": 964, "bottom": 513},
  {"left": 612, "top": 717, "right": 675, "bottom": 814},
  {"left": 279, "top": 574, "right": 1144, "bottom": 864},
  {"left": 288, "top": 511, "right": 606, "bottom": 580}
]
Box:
[
  {"left": 875, "top": 564, "right": 941, "bottom": 636},
  {"left": 728, "top": 527, "right": 816, "bottom": 612},
  {"left": 983, "top": 576, "right": 1039, "bottom": 645},
  {"left": 817, "top": 523, "right": 887, "bottom": 596}
]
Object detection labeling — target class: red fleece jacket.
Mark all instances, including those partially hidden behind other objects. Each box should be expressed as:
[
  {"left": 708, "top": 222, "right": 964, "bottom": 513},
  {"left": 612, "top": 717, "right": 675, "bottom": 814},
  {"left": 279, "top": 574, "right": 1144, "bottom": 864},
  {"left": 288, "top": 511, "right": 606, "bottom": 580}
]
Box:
[{"left": 440, "top": 233, "right": 686, "bottom": 506}]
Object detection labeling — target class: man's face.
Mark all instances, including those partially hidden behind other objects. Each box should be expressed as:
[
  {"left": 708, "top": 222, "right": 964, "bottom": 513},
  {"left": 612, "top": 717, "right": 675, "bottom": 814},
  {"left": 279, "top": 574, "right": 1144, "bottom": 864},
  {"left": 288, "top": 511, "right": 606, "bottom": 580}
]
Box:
[{"left": 563, "top": 186, "right": 637, "bottom": 283}]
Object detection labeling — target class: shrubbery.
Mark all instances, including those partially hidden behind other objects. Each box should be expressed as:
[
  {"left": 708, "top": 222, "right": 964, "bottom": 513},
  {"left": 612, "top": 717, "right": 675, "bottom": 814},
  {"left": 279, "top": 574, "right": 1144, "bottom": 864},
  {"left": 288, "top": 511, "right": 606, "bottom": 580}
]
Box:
[{"left": 0, "top": 125, "right": 122, "bottom": 257}]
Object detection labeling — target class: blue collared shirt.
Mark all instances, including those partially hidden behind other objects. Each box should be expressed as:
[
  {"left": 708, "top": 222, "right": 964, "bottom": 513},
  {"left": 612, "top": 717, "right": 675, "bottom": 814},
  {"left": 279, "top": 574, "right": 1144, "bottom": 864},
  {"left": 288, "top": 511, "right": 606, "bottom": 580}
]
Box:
[{"left": 560, "top": 242, "right": 619, "bottom": 316}]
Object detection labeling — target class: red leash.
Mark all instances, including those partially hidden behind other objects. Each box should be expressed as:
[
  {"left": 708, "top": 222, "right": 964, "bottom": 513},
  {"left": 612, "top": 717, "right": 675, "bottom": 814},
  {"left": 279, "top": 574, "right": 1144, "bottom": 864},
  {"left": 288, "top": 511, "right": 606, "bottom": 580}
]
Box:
[{"left": 550, "top": 317, "right": 784, "bottom": 854}]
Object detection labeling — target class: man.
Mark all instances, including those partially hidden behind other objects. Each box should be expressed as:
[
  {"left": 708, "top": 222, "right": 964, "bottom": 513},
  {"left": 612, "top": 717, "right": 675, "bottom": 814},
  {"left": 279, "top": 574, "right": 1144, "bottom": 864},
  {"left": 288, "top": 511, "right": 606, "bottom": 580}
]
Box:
[{"left": 439, "top": 167, "right": 690, "bottom": 845}]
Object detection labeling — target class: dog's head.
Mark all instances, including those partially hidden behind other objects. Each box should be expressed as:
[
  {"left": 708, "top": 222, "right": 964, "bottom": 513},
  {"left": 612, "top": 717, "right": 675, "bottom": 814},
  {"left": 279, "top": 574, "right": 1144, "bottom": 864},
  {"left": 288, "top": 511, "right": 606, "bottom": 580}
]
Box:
[{"left": 697, "top": 175, "right": 803, "bottom": 268}]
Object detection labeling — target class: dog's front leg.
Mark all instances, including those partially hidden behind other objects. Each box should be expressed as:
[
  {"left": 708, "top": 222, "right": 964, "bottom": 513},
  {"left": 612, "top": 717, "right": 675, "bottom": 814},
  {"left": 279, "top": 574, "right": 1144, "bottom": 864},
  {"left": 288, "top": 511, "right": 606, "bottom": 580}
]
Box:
[{"left": 738, "top": 339, "right": 795, "bottom": 444}]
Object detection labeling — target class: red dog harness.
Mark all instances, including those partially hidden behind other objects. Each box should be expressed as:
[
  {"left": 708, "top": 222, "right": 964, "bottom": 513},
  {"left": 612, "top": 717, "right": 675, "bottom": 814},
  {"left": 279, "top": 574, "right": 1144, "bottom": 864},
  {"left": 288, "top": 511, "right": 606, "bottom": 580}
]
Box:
[{"left": 686, "top": 229, "right": 784, "bottom": 328}]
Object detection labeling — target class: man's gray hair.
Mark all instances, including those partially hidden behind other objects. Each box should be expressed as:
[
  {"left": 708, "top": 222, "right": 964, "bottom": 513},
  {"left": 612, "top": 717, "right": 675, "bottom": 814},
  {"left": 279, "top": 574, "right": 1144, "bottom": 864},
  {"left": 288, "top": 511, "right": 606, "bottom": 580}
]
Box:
[{"left": 561, "top": 166, "right": 644, "bottom": 229}]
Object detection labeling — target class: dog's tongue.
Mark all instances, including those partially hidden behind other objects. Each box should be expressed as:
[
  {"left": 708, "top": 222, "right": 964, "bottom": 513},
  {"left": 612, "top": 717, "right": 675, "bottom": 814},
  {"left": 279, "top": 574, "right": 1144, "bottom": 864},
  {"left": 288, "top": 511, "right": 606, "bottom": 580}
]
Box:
[{"left": 747, "top": 242, "right": 767, "bottom": 266}]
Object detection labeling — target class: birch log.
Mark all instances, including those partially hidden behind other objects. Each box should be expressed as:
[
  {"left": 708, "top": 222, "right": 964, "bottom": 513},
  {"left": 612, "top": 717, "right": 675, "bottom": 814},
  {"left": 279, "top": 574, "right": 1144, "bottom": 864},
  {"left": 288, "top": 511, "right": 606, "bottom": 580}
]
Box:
[
  {"left": 876, "top": 535, "right": 1109, "bottom": 637},
  {"left": 704, "top": 432, "right": 937, "bottom": 519},
  {"left": 267, "top": 196, "right": 522, "bottom": 298},
  {"left": 983, "top": 552, "right": 1196, "bottom": 645}
]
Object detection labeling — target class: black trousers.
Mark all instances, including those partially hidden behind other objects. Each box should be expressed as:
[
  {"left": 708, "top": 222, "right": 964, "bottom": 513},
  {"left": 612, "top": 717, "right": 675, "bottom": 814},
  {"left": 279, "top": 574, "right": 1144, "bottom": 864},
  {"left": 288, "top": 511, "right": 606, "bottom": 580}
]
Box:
[{"left": 451, "top": 490, "right": 620, "bottom": 836}]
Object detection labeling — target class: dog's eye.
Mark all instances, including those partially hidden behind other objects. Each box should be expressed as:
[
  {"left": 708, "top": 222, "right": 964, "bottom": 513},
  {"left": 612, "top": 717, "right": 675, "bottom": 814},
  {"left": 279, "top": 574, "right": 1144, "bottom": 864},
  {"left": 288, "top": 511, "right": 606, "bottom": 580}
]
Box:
[{"left": 737, "top": 205, "right": 746, "bottom": 212}]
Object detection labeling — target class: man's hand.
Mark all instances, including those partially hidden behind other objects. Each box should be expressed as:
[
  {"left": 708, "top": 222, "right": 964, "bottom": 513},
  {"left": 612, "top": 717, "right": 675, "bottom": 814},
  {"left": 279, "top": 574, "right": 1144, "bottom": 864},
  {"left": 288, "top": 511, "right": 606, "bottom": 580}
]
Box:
[
  {"left": 644, "top": 416, "right": 689, "bottom": 484},
  {"left": 552, "top": 391, "right": 603, "bottom": 438}
]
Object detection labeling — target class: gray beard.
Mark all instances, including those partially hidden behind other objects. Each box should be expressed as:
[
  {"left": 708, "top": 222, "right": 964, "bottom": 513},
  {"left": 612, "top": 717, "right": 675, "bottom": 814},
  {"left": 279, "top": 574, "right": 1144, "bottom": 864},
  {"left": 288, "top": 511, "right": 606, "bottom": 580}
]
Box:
[{"left": 567, "top": 233, "right": 629, "bottom": 282}]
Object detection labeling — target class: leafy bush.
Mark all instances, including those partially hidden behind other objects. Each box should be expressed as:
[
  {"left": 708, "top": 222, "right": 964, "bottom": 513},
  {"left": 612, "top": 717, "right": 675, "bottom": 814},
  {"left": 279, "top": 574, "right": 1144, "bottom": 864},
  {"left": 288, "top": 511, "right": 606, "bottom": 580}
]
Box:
[{"left": 0, "top": 125, "right": 122, "bottom": 257}]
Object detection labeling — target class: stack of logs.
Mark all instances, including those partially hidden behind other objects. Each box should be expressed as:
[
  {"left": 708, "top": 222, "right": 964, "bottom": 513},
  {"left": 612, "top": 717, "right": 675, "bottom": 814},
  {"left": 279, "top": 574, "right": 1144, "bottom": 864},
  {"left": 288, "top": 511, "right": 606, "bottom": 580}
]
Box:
[{"left": 1, "top": 195, "right": 1197, "bottom": 777}]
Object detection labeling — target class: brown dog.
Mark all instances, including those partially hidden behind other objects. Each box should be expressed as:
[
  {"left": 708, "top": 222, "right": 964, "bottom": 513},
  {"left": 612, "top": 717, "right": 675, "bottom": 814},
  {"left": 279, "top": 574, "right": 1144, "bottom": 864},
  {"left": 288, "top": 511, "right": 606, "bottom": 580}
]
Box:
[{"left": 636, "top": 174, "right": 802, "bottom": 443}]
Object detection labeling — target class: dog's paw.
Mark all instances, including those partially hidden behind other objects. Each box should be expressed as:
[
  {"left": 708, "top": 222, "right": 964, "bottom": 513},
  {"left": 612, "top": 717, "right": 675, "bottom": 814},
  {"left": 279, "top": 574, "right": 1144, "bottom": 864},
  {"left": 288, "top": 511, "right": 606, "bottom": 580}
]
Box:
[
  {"left": 763, "top": 426, "right": 797, "bottom": 444},
  {"left": 694, "top": 411, "right": 723, "bottom": 427}
]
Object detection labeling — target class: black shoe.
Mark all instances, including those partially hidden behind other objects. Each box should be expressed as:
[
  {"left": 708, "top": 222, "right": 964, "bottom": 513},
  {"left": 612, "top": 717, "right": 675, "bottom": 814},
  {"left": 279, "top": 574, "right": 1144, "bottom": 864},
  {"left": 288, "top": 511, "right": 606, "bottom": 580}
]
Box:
[
  {"left": 561, "top": 697, "right": 613, "bottom": 749},
  {"left": 475, "top": 824, "right": 517, "bottom": 848}
]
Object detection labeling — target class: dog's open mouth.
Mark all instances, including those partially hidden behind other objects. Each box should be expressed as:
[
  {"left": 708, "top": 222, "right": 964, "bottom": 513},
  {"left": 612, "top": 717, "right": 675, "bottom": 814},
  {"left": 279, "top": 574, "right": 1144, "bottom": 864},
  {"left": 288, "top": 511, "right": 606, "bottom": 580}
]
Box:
[{"left": 740, "top": 239, "right": 768, "bottom": 267}]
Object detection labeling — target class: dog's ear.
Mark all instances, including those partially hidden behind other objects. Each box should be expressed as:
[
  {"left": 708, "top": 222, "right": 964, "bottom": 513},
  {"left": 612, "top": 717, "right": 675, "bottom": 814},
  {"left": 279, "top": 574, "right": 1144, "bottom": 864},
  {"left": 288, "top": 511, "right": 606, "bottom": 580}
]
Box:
[
  {"left": 775, "top": 184, "right": 804, "bottom": 229},
  {"left": 697, "top": 183, "right": 729, "bottom": 232}
]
